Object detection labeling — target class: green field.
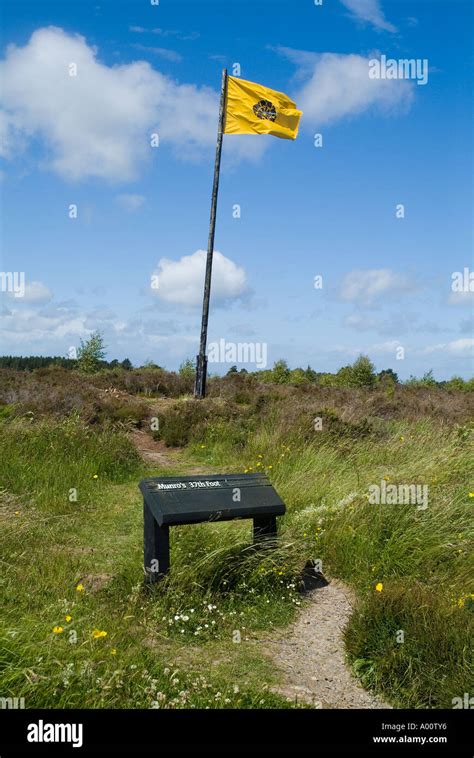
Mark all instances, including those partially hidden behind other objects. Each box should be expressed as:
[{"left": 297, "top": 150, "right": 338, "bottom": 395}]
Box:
[{"left": 0, "top": 366, "right": 472, "bottom": 709}]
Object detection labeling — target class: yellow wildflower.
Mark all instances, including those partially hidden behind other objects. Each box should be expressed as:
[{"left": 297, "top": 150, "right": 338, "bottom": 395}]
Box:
[
  {"left": 53, "top": 626, "right": 64, "bottom": 634},
  {"left": 110, "top": 648, "right": 117, "bottom": 655},
  {"left": 375, "top": 582, "right": 383, "bottom": 592},
  {"left": 92, "top": 474, "right": 98, "bottom": 479},
  {"left": 76, "top": 583, "right": 84, "bottom": 592},
  {"left": 92, "top": 629, "right": 107, "bottom": 639},
  {"left": 65, "top": 615, "right": 72, "bottom": 623}
]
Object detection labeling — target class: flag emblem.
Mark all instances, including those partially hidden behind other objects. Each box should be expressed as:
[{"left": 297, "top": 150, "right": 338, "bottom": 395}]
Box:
[
  {"left": 224, "top": 76, "right": 302, "bottom": 140},
  {"left": 253, "top": 99, "right": 277, "bottom": 122}
]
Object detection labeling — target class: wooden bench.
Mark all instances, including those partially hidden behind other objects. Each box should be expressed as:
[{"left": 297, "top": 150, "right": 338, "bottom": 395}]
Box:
[{"left": 139, "top": 473, "right": 286, "bottom": 582}]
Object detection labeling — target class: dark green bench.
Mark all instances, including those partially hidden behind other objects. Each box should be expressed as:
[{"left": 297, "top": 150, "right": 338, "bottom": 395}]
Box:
[{"left": 139, "top": 473, "right": 286, "bottom": 582}]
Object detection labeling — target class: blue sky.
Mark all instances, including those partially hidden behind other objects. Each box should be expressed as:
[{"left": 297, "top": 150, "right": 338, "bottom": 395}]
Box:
[{"left": 0, "top": 0, "right": 472, "bottom": 378}]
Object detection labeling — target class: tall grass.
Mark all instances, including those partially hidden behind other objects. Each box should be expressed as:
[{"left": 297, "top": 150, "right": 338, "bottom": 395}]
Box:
[
  {"left": 190, "top": 410, "right": 474, "bottom": 707},
  {"left": 1, "top": 385, "right": 472, "bottom": 709},
  {"left": 0, "top": 416, "right": 302, "bottom": 709},
  {"left": 0, "top": 416, "right": 141, "bottom": 511}
]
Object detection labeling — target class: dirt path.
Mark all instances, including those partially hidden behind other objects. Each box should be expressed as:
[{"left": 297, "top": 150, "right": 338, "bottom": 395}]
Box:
[
  {"left": 131, "top": 429, "right": 178, "bottom": 467},
  {"left": 130, "top": 427, "right": 209, "bottom": 474},
  {"left": 131, "top": 425, "right": 389, "bottom": 709},
  {"left": 263, "top": 579, "right": 390, "bottom": 709}
]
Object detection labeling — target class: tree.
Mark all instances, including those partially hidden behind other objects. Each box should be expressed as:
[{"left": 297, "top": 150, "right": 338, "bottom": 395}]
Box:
[
  {"left": 405, "top": 369, "right": 437, "bottom": 387},
  {"left": 227, "top": 365, "right": 238, "bottom": 375},
  {"left": 335, "top": 365, "right": 353, "bottom": 387},
  {"left": 271, "top": 359, "right": 291, "bottom": 384},
  {"left": 349, "top": 355, "right": 377, "bottom": 388},
  {"left": 121, "top": 358, "right": 133, "bottom": 370},
  {"left": 178, "top": 358, "right": 195, "bottom": 378},
  {"left": 77, "top": 331, "right": 106, "bottom": 373},
  {"left": 378, "top": 368, "right": 399, "bottom": 385},
  {"left": 289, "top": 368, "right": 308, "bottom": 384}
]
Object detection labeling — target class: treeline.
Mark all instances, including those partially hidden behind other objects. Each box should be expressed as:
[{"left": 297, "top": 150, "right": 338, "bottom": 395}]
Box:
[
  {"left": 1, "top": 353, "right": 472, "bottom": 391},
  {"left": 225, "top": 358, "right": 474, "bottom": 391},
  {"left": 0, "top": 356, "right": 134, "bottom": 371}
]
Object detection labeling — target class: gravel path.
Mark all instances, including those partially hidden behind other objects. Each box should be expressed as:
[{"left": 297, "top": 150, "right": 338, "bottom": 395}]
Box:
[{"left": 264, "top": 579, "right": 390, "bottom": 709}]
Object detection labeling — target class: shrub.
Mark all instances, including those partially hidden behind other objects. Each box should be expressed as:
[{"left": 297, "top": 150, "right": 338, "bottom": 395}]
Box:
[
  {"left": 349, "top": 355, "right": 377, "bottom": 388},
  {"left": 77, "top": 332, "right": 106, "bottom": 374}
]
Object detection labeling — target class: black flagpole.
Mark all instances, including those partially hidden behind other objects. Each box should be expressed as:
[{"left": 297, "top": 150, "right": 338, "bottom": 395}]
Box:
[{"left": 194, "top": 68, "right": 228, "bottom": 398}]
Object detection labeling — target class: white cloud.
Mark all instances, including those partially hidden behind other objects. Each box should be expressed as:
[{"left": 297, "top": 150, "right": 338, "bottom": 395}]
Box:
[
  {"left": 115, "top": 193, "right": 145, "bottom": 211},
  {"left": 129, "top": 26, "right": 200, "bottom": 42},
  {"left": 2, "top": 280, "right": 53, "bottom": 303},
  {"left": 0, "top": 302, "right": 84, "bottom": 342},
  {"left": 150, "top": 249, "right": 247, "bottom": 307},
  {"left": 22, "top": 281, "right": 53, "bottom": 302},
  {"left": 286, "top": 51, "right": 413, "bottom": 125},
  {"left": 0, "top": 27, "right": 261, "bottom": 182},
  {"left": 339, "top": 269, "right": 416, "bottom": 307},
  {"left": 130, "top": 44, "right": 182, "bottom": 63},
  {"left": 344, "top": 310, "right": 445, "bottom": 336},
  {"left": 339, "top": 0, "right": 396, "bottom": 32},
  {"left": 423, "top": 338, "right": 474, "bottom": 356}
]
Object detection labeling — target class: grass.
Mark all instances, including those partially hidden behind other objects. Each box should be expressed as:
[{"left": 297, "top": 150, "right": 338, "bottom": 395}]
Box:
[
  {"left": 0, "top": 418, "right": 303, "bottom": 709},
  {"left": 189, "top": 411, "right": 473, "bottom": 708},
  {"left": 0, "top": 374, "right": 473, "bottom": 709}
]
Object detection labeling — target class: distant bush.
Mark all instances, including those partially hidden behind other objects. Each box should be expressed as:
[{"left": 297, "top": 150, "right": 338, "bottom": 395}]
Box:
[
  {"left": 442, "top": 376, "right": 474, "bottom": 392},
  {"left": 348, "top": 355, "right": 377, "bottom": 388},
  {"left": 178, "top": 358, "right": 196, "bottom": 378},
  {"left": 405, "top": 369, "right": 437, "bottom": 388},
  {"left": 152, "top": 398, "right": 252, "bottom": 447}
]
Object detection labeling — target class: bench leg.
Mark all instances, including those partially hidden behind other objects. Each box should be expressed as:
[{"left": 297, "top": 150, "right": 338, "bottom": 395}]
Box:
[
  {"left": 144, "top": 502, "right": 170, "bottom": 582},
  {"left": 253, "top": 515, "right": 277, "bottom": 543}
]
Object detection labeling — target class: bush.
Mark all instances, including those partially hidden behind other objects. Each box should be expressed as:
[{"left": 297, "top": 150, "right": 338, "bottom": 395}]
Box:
[
  {"left": 152, "top": 399, "right": 252, "bottom": 447},
  {"left": 77, "top": 332, "right": 106, "bottom": 374},
  {"left": 349, "top": 355, "right": 377, "bottom": 388}
]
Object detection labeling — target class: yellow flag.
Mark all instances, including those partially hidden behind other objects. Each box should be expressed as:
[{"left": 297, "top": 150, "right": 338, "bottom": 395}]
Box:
[{"left": 224, "top": 76, "right": 302, "bottom": 140}]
